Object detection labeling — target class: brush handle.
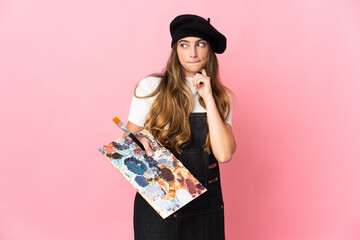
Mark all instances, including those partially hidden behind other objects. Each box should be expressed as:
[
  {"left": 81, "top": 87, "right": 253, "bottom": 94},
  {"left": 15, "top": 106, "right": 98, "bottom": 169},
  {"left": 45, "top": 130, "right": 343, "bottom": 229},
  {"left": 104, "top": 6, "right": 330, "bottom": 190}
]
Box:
[{"left": 128, "top": 133, "right": 145, "bottom": 151}]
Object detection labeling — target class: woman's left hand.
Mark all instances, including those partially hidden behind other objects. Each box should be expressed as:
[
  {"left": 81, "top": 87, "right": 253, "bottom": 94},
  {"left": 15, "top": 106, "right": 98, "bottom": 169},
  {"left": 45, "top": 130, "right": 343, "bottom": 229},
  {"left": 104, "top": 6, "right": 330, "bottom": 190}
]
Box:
[{"left": 193, "top": 69, "right": 213, "bottom": 101}]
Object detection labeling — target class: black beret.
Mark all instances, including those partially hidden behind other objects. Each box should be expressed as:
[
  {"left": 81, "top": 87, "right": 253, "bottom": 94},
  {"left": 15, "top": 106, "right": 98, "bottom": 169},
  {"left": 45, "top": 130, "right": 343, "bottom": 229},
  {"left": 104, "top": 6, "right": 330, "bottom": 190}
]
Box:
[{"left": 170, "top": 14, "right": 227, "bottom": 54}]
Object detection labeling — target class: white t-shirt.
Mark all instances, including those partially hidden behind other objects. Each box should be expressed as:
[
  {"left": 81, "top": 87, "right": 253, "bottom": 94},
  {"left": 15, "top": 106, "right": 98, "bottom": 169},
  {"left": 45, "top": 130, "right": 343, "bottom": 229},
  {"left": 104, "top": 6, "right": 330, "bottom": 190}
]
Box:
[{"left": 128, "top": 76, "right": 232, "bottom": 127}]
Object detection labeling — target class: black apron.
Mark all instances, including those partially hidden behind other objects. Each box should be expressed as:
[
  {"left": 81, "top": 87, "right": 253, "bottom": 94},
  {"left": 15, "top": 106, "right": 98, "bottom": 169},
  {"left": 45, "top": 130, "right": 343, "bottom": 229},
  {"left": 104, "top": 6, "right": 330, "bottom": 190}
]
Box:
[{"left": 134, "top": 113, "right": 225, "bottom": 240}]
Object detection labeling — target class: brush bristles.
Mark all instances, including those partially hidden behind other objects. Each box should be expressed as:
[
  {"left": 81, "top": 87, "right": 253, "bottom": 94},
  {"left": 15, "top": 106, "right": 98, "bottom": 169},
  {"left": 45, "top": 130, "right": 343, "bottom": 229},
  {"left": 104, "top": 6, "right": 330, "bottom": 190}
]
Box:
[{"left": 113, "top": 116, "right": 120, "bottom": 125}]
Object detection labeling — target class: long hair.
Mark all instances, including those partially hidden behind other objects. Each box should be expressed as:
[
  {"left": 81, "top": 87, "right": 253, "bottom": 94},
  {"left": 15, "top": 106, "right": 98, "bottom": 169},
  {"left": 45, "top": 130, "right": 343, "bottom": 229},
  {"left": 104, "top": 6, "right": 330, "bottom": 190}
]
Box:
[{"left": 135, "top": 43, "right": 232, "bottom": 154}]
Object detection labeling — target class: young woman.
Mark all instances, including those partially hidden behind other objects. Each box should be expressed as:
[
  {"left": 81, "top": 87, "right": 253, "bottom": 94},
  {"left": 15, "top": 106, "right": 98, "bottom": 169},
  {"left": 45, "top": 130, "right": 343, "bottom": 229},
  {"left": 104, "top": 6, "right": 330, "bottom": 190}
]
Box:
[{"left": 126, "top": 14, "right": 236, "bottom": 240}]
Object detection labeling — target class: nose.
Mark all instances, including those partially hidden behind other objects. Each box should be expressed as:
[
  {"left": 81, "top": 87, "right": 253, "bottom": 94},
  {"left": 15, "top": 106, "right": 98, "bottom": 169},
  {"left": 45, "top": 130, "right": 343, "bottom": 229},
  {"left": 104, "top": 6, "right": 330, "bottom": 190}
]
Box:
[{"left": 190, "top": 45, "right": 198, "bottom": 58}]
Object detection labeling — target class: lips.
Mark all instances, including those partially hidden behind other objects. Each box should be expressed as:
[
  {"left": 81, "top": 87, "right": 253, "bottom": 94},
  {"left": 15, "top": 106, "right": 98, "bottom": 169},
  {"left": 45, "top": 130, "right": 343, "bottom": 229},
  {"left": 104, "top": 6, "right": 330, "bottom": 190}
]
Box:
[{"left": 188, "top": 61, "right": 201, "bottom": 64}]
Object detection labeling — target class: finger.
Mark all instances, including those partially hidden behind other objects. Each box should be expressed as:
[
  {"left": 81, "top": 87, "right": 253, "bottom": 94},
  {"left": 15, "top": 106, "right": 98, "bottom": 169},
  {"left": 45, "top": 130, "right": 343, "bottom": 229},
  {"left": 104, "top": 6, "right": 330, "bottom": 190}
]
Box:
[
  {"left": 198, "top": 78, "right": 203, "bottom": 88},
  {"left": 139, "top": 137, "right": 154, "bottom": 156},
  {"left": 194, "top": 78, "right": 200, "bottom": 88},
  {"left": 197, "top": 77, "right": 206, "bottom": 87},
  {"left": 144, "top": 143, "right": 153, "bottom": 156},
  {"left": 201, "top": 69, "right": 207, "bottom": 76},
  {"left": 193, "top": 74, "right": 201, "bottom": 88},
  {"left": 192, "top": 74, "right": 196, "bottom": 87}
]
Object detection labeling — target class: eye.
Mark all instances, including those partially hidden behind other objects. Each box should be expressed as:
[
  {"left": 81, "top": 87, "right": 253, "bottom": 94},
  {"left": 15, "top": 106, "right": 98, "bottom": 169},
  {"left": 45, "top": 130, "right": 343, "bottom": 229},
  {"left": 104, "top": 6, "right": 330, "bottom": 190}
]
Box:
[
  {"left": 179, "top": 43, "right": 188, "bottom": 48},
  {"left": 197, "top": 42, "right": 206, "bottom": 47}
]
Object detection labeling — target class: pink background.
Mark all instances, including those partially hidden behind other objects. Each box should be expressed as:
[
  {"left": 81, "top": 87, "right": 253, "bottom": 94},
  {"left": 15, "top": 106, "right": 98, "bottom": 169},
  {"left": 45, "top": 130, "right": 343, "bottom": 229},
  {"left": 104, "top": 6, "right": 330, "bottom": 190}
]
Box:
[{"left": 1, "top": 0, "right": 360, "bottom": 239}]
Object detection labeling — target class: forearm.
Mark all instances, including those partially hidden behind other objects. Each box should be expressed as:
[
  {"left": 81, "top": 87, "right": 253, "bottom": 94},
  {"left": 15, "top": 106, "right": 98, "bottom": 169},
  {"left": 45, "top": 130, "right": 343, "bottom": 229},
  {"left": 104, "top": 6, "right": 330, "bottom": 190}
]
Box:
[{"left": 204, "top": 96, "right": 236, "bottom": 163}]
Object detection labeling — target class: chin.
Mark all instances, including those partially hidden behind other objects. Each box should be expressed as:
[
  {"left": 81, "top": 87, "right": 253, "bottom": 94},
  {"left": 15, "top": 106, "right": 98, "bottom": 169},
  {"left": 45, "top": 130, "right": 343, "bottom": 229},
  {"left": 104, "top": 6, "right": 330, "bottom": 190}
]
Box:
[{"left": 188, "top": 67, "right": 202, "bottom": 73}]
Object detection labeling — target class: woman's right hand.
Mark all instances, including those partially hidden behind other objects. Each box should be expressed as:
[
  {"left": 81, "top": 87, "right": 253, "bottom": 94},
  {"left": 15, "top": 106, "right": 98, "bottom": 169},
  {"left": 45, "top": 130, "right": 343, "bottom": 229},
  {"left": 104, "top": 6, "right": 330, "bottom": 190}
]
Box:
[
  {"left": 138, "top": 136, "right": 154, "bottom": 156},
  {"left": 124, "top": 121, "right": 154, "bottom": 156}
]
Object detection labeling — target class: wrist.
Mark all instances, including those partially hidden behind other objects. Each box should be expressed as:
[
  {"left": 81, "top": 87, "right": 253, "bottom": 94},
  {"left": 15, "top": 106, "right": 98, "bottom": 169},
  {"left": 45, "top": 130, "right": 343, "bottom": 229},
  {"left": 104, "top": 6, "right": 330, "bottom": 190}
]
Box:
[{"left": 203, "top": 94, "right": 215, "bottom": 105}]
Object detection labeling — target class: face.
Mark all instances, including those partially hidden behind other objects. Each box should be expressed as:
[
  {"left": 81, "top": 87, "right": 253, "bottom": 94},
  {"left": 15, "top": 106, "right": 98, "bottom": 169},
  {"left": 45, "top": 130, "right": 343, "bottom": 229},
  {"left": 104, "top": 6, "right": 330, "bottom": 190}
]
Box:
[{"left": 176, "top": 37, "right": 209, "bottom": 77}]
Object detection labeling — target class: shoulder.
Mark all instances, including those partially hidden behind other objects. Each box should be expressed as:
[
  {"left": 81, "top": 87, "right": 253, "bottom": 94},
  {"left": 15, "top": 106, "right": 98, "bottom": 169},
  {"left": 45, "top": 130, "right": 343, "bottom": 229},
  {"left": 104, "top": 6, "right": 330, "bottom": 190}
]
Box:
[
  {"left": 136, "top": 75, "right": 162, "bottom": 97},
  {"left": 138, "top": 75, "right": 162, "bottom": 90},
  {"left": 222, "top": 88, "right": 232, "bottom": 105}
]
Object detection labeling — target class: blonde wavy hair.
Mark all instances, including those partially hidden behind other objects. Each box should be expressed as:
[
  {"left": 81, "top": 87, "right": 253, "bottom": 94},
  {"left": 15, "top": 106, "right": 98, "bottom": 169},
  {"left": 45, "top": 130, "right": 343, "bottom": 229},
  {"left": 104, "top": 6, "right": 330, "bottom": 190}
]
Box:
[{"left": 135, "top": 43, "right": 232, "bottom": 154}]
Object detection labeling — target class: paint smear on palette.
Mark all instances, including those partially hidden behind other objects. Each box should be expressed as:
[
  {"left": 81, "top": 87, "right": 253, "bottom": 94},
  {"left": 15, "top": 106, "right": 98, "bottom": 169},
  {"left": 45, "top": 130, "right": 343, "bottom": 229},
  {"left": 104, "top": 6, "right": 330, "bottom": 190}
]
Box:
[{"left": 99, "top": 129, "right": 207, "bottom": 219}]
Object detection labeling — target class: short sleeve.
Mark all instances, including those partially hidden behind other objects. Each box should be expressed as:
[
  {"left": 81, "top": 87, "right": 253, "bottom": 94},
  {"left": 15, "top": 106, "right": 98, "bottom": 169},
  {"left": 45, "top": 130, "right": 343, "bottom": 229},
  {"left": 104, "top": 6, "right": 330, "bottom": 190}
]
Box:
[{"left": 127, "top": 76, "right": 161, "bottom": 127}]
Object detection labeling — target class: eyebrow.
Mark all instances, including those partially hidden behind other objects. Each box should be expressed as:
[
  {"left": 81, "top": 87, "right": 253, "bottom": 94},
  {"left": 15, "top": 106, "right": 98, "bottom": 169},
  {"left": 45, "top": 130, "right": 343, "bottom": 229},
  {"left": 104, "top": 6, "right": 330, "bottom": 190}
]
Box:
[{"left": 178, "top": 39, "right": 206, "bottom": 43}]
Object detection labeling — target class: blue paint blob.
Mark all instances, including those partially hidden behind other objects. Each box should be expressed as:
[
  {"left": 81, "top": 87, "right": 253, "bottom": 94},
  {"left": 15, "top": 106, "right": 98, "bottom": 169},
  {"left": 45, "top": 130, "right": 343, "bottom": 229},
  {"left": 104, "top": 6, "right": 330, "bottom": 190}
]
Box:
[
  {"left": 144, "top": 155, "right": 158, "bottom": 168},
  {"left": 143, "top": 166, "right": 161, "bottom": 181},
  {"left": 163, "top": 150, "right": 171, "bottom": 157},
  {"left": 159, "top": 157, "right": 173, "bottom": 167},
  {"left": 124, "top": 157, "right": 147, "bottom": 175},
  {"left": 112, "top": 141, "right": 129, "bottom": 151},
  {"left": 134, "top": 176, "right": 149, "bottom": 187},
  {"left": 144, "top": 184, "right": 165, "bottom": 199},
  {"left": 124, "top": 138, "right": 134, "bottom": 145}
]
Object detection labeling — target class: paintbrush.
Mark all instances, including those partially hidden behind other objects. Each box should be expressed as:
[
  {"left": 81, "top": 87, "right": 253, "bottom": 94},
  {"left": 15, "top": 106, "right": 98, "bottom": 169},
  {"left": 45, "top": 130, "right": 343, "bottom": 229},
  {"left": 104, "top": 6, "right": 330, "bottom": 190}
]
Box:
[{"left": 112, "top": 117, "right": 145, "bottom": 151}]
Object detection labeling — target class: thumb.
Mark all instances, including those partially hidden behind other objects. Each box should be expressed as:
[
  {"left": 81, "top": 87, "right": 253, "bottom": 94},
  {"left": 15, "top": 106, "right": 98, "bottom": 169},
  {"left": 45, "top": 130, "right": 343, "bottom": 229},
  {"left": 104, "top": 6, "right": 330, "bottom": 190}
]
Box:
[{"left": 139, "top": 137, "right": 153, "bottom": 156}]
